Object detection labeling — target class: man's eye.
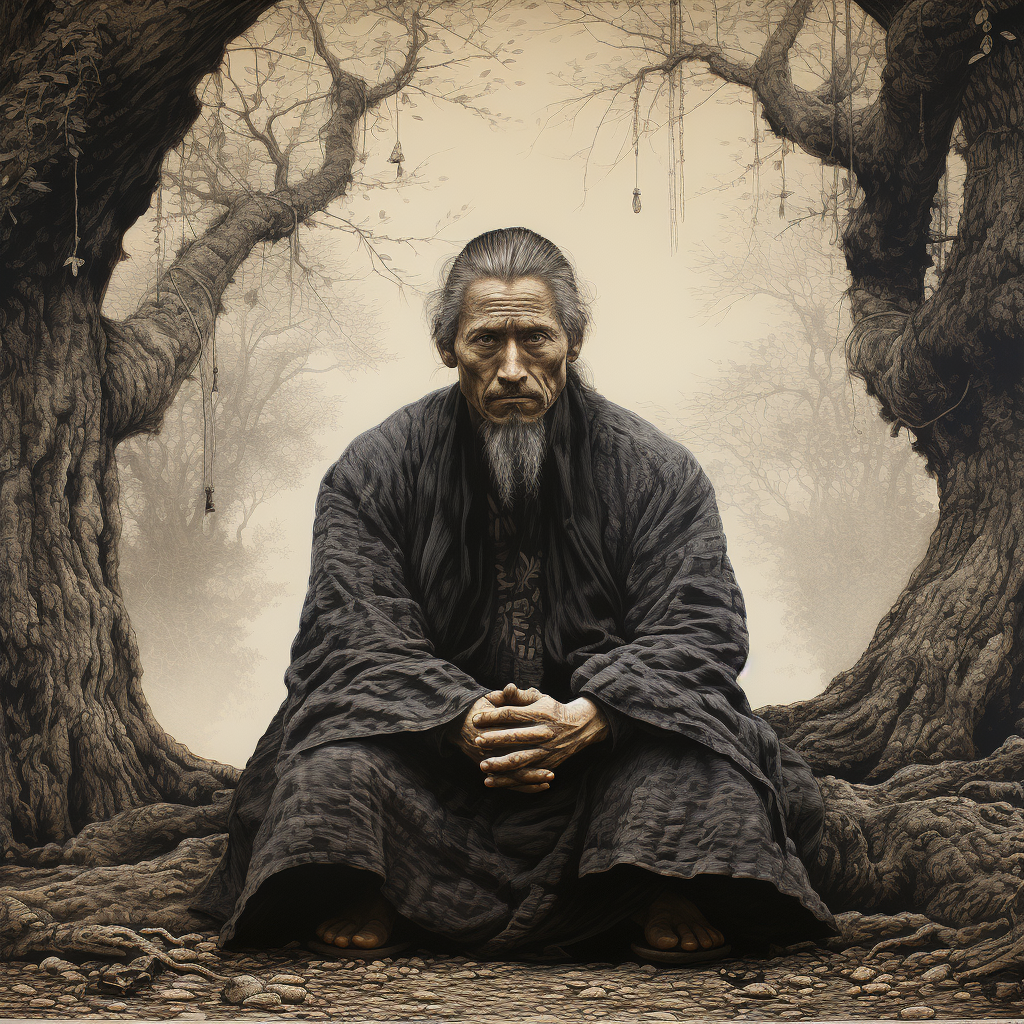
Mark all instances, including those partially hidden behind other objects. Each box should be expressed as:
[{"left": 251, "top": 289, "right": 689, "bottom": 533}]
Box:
[
  {"left": 526, "top": 332, "right": 547, "bottom": 343},
  {"left": 474, "top": 334, "right": 497, "bottom": 345}
]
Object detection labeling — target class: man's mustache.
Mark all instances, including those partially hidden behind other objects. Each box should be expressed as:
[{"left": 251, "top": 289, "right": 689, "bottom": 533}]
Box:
[{"left": 486, "top": 389, "right": 543, "bottom": 403}]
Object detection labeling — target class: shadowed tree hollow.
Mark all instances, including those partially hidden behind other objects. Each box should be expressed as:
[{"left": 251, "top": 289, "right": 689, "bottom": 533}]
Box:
[{"left": 1, "top": 0, "right": 1024, "bottom": 983}]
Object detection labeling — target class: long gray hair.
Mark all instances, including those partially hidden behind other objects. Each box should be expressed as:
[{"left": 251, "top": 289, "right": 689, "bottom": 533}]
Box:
[{"left": 427, "top": 227, "right": 592, "bottom": 361}]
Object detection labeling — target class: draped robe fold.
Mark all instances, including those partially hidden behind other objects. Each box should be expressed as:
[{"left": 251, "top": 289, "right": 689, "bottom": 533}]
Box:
[{"left": 192, "top": 370, "right": 838, "bottom": 953}]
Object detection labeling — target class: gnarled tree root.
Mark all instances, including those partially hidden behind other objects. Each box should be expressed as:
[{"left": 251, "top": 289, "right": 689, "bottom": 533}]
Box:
[{"left": 0, "top": 799, "right": 231, "bottom": 974}]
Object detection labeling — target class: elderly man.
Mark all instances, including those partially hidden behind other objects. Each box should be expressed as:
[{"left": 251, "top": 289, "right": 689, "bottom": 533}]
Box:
[{"left": 193, "top": 227, "right": 836, "bottom": 962}]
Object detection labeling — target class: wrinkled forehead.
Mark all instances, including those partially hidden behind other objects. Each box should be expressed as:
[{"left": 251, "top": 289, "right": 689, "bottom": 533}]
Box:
[{"left": 459, "top": 276, "right": 562, "bottom": 330}]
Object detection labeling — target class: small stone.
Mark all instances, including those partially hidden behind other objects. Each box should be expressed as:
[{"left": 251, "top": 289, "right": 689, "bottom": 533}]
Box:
[
  {"left": 578, "top": 987, "right": 607, "bottom": 999},
  {"left": 28, "top": 998, "right": 56, "bottom": 1008},
  {"left": 40, "top": 956, "right": 76, "bottom": 973},
  {"left": 61, "top": 970, "right": 88, "bottom": 983},
  {"left": 411, "top": 989, "right": 440, "bottom": 1001},
  {"left": 266, "top": 984, "right": 307, "bottom": 1004},
  {"left": 780, "top": 1011, "right": 804, "bottom": 1018},
  {"left": 740, "top": 983, "right": 777, "bottom": 999},
  {"left": 269, "top": 974, "right": 305, "bottom": 986},
  {"left": 812, "top": 965, "right": 830, "bottom": 974},
  {"left": 222, "top": 974, "right": 264, "bottom": 1005},
  {"left": 920, "top": 964, "right": 950, "bottom": 983},
  {"left": 873, "top": 973, "right": 895, "bottom": 983},
  {"left": 243, "top": 991, "right": 283, "bottom": 1008},
  {"left": 196, "top": 941, "right": 219, "bottom": 952},
  {"left": 797, "top": 987, "right": 814, "bottom": 995},
  {"left": 451, "top": 969, "right": 477, "bottom": 979},
  {"left": 899, "top": 1006, "right": 936, "bottom": 1019},
  {"left": 644, "top": 1013, "right": 677, "bottom": 1021},
  {"left": 107, "top": 1001, "right": 128, "bottom": 1012},
  {"left": 953, "top": 991, "right": 971, "bottom": 1001},
  {"left": 159, "top": 989, "right": 196, "bottom": 1001},
  {"left": 167, "top": 948, "right": 200, "bottom": 962},
  {"left": 640, "top": 964, "right": 658, "bottom": 974},
  {"left": 57, "top": 993, "right": 79, "bottom": 1003},
  {"left": 178, "top": 933, "right": 206, "bottom": 945},
  {"left": 850, "top": 966, "right": 876, "bottom": 982},
  {"left": 786, "top": 975, "right": 813, "bottom": 987},
  {"left": 12, "top": 983, "right": 36, "bottom": 995},
  {"left": 995, "top": 981, "right": 1020, "bottom": 1000},
  {"left": 863, "top": 982, "right": 891, "bottom": 994},
  {"left": 844, "top": 985, "right": 863, "bottom": 996}
]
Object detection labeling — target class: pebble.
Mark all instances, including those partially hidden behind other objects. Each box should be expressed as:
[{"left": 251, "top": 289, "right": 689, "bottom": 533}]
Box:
[
  {"left": 167, "top": 948, "right": 200, "bottom": 962},
  {"left": 266, "top": 984, "right": 307, "bottom": 1003},
  {"left": 222, "top": 975, "right": 264, "bottom": 1005},
  {"left": 644, "top": 1013, "right": 677, "bottom": 1021},
  {"left": 863, "top": 982, "right": 891, "bottom": 994},
  {"left": 411, "top": 989, "right": 440, "bottom": 1001},
  {"left": 364, "top": 972, "right": 389, "bottom": 982},
  {"left": 578, "top": 987, "right": 607, "bottom": 999},
  {"left": 899, "top": 1006, "right": 936, "bottom": 1019},
  {"left": 243, "top": 991, "right": 283, "bottom": 1008},
  {"left": 40, "top": 957, "right": 76, "bottom": 973},
  {"left": 640, "top": 964, "right": 658, "bottom": 974},
  {"left": 953, "top": 991, "right": 971, "bottom": 1001},
  {"left": 158, "top": 989, "right": 196, "bottom": 1001},
  {"left": 28, "top": 998, "right": 55, "bottom": 1008},
  {"left": 850, "top": 966, "right": 876, "bottom": 982},
  {"left": 844, "top": 985, "right": 862, "bottom": 996},
  {"left": 797, "top": 987, "right": 813, "bottom": 995},
  {"left": 740, "top": 983, "right": 777, "bottom": 999},
  {"left": 107, "top": 1001, "right": 128, "bottom": 1012},
  {"left": 12, "top": 984, "right": 35, "bottom": 995},
  {"left": 269, "top": 973, "right": 306, "bottom": 986},
  {"left": 785, "top": 975, "right": 812, "bottom": 987},
  {"left": 920, "top": 964, "right": 950, "bottom": 983}
]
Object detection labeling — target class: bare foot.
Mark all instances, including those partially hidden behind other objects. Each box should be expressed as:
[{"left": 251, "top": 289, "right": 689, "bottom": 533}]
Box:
[
  {"left": 634, "top": 887, "right": 726, "bottom": 952},
  {"left": 316, "top": 893, "right": 397, "bottom": 949}
]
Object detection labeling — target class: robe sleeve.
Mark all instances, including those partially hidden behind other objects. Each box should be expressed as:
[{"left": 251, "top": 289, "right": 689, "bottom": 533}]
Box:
[
  {"left": 570, "top": 449, "right": 791, "bottom": 844},
  {"left": 279, "top": 442, "right": 489, "bottom": 760}
]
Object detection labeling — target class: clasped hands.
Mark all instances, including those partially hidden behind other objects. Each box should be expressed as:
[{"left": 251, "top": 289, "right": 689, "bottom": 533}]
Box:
[{"left": 451, "top": 683, "right": 610, "bottom": 793}]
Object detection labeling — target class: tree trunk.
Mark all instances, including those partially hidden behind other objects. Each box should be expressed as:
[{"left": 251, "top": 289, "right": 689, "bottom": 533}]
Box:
[
  {"left": 761, "top": 36, "right": 1024, "bottom": 782},
  {"left": 0, "top": 280, "right": 239, "bottom": 849}
]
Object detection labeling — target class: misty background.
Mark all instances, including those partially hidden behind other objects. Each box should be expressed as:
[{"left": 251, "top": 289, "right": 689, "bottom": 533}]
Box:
[{"left": 100, "top": 1, "right": 941, "bottom": 769}]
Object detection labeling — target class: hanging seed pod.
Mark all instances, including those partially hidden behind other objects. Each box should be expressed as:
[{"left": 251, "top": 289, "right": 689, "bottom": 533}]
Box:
[
  {"left": 205, "top": 487, "right": 216, "bottom": 515},
  {"left": 388, "top": 141, "right": 404, "bottom": 178},
  {"left": 632, "top": 187, "right": 642, "bottom": 214}
]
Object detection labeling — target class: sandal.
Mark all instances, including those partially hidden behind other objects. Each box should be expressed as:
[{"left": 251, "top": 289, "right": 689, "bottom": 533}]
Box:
[
  {"left": 630, "top": 940, "right": 734, "bottom": 965},
  {"left": 306, "top": 937, "right": 412, "bottom": 960}
]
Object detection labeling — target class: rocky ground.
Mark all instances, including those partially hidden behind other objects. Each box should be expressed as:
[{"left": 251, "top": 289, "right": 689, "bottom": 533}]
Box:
[{"left": 0, "top": 934, "right": 1021, "bottom": 1021}]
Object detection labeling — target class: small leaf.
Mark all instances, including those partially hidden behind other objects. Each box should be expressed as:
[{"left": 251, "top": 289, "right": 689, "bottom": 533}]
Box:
[
  {"left": 27, "top": 180, "right": 50, "bottom": 191},
  {"left": 975, "top": 8, "right": 988, "bottom": 23},
  {"left": 968, "top": 51, "right": 986, "bottom": 63},
  {"left": 1001, "top": 30, "right": 1017, "bottom": 39},
  {"left": 411, "top": 114, "right": 423, "bottom": 120},
  {"left": 64, "top": 255, "right": 84, "bottom": 275}
]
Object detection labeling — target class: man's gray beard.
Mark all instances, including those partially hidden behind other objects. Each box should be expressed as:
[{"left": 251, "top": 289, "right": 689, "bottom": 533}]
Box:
[{"left": 478, "top": 414, "right": 547, "bottom": 508}]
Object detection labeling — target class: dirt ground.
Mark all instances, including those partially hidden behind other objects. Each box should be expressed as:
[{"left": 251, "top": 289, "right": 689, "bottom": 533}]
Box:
[{"left": 0, "top": 935, "right": 1021, "bottom": 1021}]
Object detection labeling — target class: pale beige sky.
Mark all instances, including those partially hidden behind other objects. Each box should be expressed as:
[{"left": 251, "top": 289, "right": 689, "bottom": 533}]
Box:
[{"left": 111, "top": 1, "right": 936, "bottom": 768}]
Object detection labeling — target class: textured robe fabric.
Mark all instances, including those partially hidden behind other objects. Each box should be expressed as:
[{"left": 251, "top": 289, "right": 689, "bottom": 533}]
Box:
[{"left": 192, "top": 370, "right": 838, "bottom": 954}]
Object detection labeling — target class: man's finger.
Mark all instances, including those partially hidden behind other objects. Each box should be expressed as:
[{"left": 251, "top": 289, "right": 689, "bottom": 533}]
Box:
[
  {"left": 475, "top": 725, "right": 554, "bottom": 748},
  {"left": 474, "top": 705, "right": 543, "bottom": 727},
  {"left": 479, "top": 748, "right": 546, "bottom": 772},
  {"left": 488, "top": 684, "right": 543, "bottom": 707},
  {"left": 484, "top": 768, "right": 554, "bottom": 787}
]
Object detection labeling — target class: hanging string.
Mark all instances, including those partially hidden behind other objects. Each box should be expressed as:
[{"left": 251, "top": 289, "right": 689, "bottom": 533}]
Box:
[
  {"left": 830, "top": 0, "right": 841, "bottom": 246},
  {"left": 168, "top": 266, "right": 218, "bottom": 516},
  {"left": 388, "top": 92, "right": 405, "bottom": 177},
  {"left": 632, "top": 89, "right": 642, "bottom": 213},
  {"left": 778, "top": 139, "right": 789, "bottom": 219},
  {"left": 667, "top": 0, "right": 684, "bottom": 251},
  {"left": 752, "top": 93, "right": 761, "bottom": 226}
]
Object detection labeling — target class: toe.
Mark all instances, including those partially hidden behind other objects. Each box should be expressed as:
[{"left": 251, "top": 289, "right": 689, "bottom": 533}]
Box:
[
  {"left": 326, "top": 922, "right": 358, "bottom": 947},
  {"left": 645, "top": 913, "right": 679, "bottom": 950},
  {"left": 352, "top": 919, "right": 389, "bottom": 948}
]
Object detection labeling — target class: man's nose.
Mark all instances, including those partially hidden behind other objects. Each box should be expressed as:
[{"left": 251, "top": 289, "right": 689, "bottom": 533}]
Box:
[{"left": 496, "top": 341, "right": 528, "bottom": 382}]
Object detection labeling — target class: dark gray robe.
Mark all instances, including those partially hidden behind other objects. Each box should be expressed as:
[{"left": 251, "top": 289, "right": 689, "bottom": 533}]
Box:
[{"left": 192, "top": 369, "right": 837, "bottom": 954}]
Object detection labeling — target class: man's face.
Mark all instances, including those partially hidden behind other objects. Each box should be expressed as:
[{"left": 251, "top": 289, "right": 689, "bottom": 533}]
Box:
[{"left": 442, "top": 276, "right": 581, "bottom": 424}]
